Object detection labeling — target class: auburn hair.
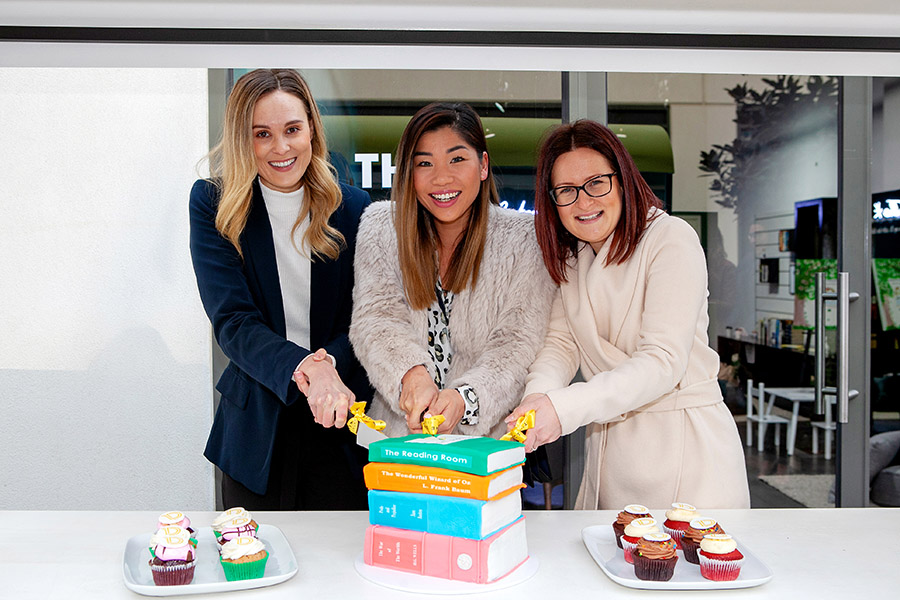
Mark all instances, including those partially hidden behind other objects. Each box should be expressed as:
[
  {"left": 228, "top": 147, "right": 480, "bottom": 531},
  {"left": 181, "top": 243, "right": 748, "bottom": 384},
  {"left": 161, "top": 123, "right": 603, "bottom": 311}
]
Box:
[
  {"left": 207, "top": 68, "right": 344, "bottom": 260},
  {"left": 534, "top": 120, "right": 663, "bottom": 284},
  {"left": 392, "top": 102, "right": 500, "bottom": 310}
]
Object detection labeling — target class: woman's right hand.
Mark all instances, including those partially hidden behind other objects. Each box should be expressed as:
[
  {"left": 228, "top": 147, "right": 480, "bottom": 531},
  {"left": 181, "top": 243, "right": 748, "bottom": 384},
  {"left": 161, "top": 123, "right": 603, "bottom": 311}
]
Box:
[
  {"left": 293, "top": 349, "right": 355, "bottom": 428},
  {"left": 505, "top": 393, "right": 562, "bottom": 453},
  {"left": 399, "top": 365, "right": 439, "bottom": 433}
]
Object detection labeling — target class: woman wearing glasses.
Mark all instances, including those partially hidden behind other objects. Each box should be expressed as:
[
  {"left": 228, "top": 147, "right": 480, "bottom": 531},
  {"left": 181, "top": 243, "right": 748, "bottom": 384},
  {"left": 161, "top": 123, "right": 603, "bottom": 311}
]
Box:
[{"left": 507, "top": 120, "right": 749, "bottom": 509}]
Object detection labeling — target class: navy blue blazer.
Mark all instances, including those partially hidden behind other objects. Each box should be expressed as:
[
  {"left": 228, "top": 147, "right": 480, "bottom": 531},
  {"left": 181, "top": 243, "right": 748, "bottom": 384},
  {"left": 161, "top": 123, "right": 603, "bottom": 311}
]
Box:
[{"left": 189, "top": 178, "right": 372, "bottom": 495}]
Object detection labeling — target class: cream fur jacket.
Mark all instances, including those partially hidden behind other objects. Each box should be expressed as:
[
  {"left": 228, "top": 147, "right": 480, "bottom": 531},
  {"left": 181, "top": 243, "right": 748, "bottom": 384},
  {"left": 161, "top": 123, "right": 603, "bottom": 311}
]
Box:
[
  {"left": 350, "top": 201, "right": 557, "bottom": 438},
  {"left": 524, "top": 210, "right": 750, "bottom": 509}
]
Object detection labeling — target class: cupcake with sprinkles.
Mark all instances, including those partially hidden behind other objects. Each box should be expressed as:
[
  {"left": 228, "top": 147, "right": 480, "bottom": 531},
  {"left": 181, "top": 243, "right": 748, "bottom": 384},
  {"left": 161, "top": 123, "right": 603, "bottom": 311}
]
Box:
[
  {"left": 681, "top": 517, "right": 725, "bottom": 564},
  {"left": 698, "top": 533, "right": 744, "bottom": 581},
  {"left": 612, "top": 504, "right": 652, "bottom": 549},
  {"left": 620, "top": 518, "right": 660, "bottom": 564},
  {"left": 632, "top": 532, "right": 678, "bottom": 582},
  {"left": 662, "top": 502, "right": 697, "bottom": 549}
]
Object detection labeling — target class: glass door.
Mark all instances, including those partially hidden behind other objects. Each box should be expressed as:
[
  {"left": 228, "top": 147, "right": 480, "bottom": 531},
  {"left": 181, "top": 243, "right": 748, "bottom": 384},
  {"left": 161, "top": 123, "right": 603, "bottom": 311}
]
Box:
[{"left": 603, "top": 72, "right": 873, "bottom": 507}]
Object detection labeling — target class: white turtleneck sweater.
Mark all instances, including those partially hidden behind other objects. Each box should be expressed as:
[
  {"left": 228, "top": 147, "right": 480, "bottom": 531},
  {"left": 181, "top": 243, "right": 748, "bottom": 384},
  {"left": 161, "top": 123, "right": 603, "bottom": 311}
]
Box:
[{"left": 259, "top": 180, "right": 311, "bottom": 352}]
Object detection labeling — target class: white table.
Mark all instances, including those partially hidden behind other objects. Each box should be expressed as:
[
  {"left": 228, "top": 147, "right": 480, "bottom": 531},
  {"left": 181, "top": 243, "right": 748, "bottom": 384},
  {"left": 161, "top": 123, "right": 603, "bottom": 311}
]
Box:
[
  {"left": 764, "top": 387, "right": 836, "bottom": 458},
  {"left": 3, "top": 509, "right": 899, "bottom": 598}
]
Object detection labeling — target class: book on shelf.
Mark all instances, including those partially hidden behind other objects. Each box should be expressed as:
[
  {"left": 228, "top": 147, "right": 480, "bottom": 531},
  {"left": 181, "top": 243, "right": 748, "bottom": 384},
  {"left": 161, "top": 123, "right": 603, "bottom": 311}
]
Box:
[
  {"left": 363, "top": 516, "right": 528, "bottom": 584},
  {"left": 363, "top": 462, "right": 524, "bottom": 501},
  {"left": 367, "top": 434, "right": 525, "bottom": 476},
  {"left": 367, "top": 488, "right": 522, "bottom": 540}
]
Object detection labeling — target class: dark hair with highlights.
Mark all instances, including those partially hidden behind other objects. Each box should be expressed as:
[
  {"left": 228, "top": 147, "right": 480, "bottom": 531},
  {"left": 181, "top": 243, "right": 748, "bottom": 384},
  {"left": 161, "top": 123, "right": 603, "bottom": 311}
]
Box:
[
  {"left": 534, "top": 120, "right": 663, "bottom": 284},
  {"left": 392, "top": 102, "right": 500, "bottom": 310}
]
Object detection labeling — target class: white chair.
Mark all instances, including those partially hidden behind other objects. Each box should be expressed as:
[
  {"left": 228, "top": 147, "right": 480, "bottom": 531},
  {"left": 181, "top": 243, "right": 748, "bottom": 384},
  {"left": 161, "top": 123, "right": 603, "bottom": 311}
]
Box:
[
  {"left": 811, "top": 395, "right": 836, "bottom": 460},
  {"left": 746, "top": 379, "right": 790, "bottom": 453}
]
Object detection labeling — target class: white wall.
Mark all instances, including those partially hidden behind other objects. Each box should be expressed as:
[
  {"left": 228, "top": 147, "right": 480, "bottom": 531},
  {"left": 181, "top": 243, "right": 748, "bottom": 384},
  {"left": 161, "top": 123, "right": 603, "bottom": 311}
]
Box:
[{"left": 0, "top": 68, "right": 214, "bottom": 510}]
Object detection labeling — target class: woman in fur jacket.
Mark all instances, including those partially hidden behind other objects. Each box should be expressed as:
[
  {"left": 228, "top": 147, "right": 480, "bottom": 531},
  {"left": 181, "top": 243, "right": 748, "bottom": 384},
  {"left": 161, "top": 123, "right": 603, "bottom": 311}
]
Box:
[{"left": 348, "top": 102, "right": 557, "bottom": 438}]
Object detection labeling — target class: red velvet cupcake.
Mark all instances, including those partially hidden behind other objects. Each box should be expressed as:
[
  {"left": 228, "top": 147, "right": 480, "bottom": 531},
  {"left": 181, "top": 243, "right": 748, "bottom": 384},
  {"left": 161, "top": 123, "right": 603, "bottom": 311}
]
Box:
[
  {"left": 633, "top": 532, "right": 678, "bottom": 582},
  {"left": 681, "top": 517, "right": 725, "bottom": 564},
  {"left": 620, "top": 518, "right": 659, "bottom": 564},
  {"left": 698, "top": 533, "right": 744, "bottom": 581},
  {"left": 662, "top": 502, "right": 697, "bottom": 549},
  {"left": 611, "top": 504, "right": 652, "bottom": 549}
]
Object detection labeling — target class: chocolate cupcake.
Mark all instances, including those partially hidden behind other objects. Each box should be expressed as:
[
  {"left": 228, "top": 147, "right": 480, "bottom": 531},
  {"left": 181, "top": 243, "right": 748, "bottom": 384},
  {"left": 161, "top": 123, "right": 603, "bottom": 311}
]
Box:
[
  {"left": 612, "top": 504, "right": 652, "bottom": 549},
  {"left": 681, "top": 517, "right": 725, "bottom": 564},
  {"left": 633, "top": 532, "right": 678, "bottom": 582},
  {"left": 620, "top": 518, "right": 660, "bottom": 564}
]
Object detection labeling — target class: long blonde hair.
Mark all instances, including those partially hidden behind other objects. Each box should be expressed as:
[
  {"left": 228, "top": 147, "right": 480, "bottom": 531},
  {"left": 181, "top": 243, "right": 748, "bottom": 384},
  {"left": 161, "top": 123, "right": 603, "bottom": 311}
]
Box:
[
  {"left": 393, "top": 103, "right": 500, "bottom": 310},
  {"left": 208, "top": 69, "right": 344, "bottom": 260}
]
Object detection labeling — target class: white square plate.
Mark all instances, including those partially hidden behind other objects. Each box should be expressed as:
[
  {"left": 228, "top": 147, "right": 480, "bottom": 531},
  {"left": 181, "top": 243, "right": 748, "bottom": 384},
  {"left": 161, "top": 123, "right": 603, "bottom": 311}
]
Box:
[
  {"left": 123, "top": 524, "right": 298, "bottom": 596},
  {"left": 581, "top": 525, "right": 773, "bottom": 590}
]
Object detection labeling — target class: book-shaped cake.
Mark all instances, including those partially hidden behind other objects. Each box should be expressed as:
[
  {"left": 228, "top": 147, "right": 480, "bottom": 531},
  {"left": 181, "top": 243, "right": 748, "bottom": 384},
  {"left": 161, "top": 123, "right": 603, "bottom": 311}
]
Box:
[
  {"left": 363, "top": 462, "right": 524, "bottom": 501},
  {"left": 368, "top": 434, "right": 525, "bottom": 476},
  {"left": 368, "top": 489, "right": 522, "bottom": 540},
  {"left": 363, "top": 516, "right": 528, "bottom": 584}
]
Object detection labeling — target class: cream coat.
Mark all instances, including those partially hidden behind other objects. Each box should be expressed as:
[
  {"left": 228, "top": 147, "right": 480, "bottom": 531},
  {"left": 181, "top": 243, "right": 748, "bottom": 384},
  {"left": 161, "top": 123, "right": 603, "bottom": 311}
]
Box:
[
  {"left": 351, "top": 201, "right": 557, "bottom": 438},
  {"left": 524, "top": 210, "right": 750, "bottom": 509}
]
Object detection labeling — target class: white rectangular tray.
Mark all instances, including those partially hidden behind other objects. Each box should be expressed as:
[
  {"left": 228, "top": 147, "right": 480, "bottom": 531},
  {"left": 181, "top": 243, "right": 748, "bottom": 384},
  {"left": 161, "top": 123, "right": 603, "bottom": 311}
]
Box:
[
  {"left": 581, "top": 525, "right": 773, "bottom": 590},
  {"left": 123, "top": 524, "right": 298, "bottom": 596}
]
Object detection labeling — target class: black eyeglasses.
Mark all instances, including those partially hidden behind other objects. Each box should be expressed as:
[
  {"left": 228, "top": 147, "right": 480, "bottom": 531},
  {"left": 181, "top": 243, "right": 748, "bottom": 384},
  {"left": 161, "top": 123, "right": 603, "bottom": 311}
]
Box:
[{"left": 550, "top": 172, "right": 618, "bottom": 206}]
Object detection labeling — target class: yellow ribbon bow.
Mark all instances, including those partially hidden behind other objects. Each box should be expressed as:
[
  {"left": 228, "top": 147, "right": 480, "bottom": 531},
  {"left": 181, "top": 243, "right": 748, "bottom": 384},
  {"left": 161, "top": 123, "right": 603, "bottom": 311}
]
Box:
[
  {"left": 347, "top": 401, "right": 386, "bottom": 435},
  {"left": 500, "top": 409, "right": 536, "bottom": 443},
  {"left": 421, "top": 414, "right": 445, "bottom": 436}
]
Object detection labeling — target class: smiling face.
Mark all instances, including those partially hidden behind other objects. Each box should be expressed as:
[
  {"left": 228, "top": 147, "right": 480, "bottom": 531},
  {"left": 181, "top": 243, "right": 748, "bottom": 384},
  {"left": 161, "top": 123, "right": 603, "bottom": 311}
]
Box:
[
  {"left": 251, "top": 90, "right": 313, "bottom": 193},
  {"left": 551, "top": 147, "right": 623, "bottom": 253},
  {"left": 412, "top": 126, "right": 489, "bottom": 244}
]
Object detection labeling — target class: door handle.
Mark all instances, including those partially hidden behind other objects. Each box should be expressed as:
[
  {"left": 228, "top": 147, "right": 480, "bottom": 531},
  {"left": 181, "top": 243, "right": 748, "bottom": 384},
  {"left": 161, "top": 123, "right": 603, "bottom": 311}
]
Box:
[{"left": 814, "top": 272, "right": 859, "bottom": 422}]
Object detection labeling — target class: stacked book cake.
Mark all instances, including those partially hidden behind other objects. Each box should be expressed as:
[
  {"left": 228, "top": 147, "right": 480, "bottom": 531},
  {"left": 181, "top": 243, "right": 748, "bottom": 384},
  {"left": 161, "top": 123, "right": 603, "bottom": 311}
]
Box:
[{"left": 362, "top": 434, "right": 529, "bottom": 584}]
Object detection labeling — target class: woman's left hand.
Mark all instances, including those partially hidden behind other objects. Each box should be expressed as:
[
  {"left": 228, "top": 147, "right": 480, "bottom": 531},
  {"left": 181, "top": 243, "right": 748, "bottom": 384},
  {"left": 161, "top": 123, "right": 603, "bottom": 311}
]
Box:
[
  {"left": 293, "top": 349, "right": 355, "bottom": 428},
  {"left": 505, "top": 393, "right": 562, "bottom": 453},
  {"left": 426, "top": 389, "right": 465, "bottom": 434}
]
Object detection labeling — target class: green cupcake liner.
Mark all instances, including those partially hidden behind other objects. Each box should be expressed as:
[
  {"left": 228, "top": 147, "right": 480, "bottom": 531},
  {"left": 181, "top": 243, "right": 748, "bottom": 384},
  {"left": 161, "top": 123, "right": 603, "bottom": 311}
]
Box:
[{"left": 220, "top": 552, "right": 268, "bottom": 581}]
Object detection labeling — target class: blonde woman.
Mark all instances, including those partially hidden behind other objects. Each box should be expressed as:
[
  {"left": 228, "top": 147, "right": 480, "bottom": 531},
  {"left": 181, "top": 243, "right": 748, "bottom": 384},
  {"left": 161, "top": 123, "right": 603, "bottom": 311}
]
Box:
[
  {"left": 350, "top": 103, "right": 556, "bottom": 438},
  {"left": 189, "top": 69, "right": 371, "bottom": 510}
]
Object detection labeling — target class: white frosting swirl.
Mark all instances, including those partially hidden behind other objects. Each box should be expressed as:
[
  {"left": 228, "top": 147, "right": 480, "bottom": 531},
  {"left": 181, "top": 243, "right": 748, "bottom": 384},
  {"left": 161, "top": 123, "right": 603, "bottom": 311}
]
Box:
[
  {"left": 213, "top": 507, "right": 250, "bottom": 529},
  {"left": 700, "top": 533, "right": 737, "bottom": 554},
  {"left": 665, "top": 503, "right": 698, "bottom": 521},
  {"left": 220, "top": 536, "right": 266, "bottom": 560},
  {"left": 624, "top": 518, "right": 659, "bottom": 537}
]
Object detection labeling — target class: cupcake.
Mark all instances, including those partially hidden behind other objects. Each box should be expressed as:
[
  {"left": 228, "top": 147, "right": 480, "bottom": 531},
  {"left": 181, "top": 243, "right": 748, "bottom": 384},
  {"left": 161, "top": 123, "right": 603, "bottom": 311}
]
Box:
[
  {"left": 698, "top": 534, "right": 744, "bottom": 581},
  {"left": 219, "top": 536, "right": 268, "bottom": 581},
  {"left": 612, "top": 504, "right": 652, "bottom": 549},
  {"left": 212, "top": 507, "right": 252, "bottom": 539},
  {"left": 216, "top": 516, "right": 259, "bottom": 550},
  {"left": 662, "top": 502, "right": 697, "bottom": 549},
  {"left": 681, "top": 517, "right": 725, "bottom": 564},
  {"left": 620, "top": 518, "right": 660, "bottom": 564},
  {"left": 633, "top": 532, "right": 678, "bottom": 582},
  {"left": 148, "top": 526, "right": 196, "bottom": 586}
]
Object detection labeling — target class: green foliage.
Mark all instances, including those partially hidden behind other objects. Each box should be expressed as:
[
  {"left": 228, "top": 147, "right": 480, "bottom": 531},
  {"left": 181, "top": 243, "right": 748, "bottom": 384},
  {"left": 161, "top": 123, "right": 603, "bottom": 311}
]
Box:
[{"left": 699, "top": 75, "right": 839, "bottom": 212}]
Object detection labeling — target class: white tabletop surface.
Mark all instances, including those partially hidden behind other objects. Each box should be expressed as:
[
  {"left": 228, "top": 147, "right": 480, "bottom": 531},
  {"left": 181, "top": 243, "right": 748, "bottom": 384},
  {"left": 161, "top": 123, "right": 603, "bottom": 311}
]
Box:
[{"left": 4, "top": 508, "right": 899, "bottom": 598}]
